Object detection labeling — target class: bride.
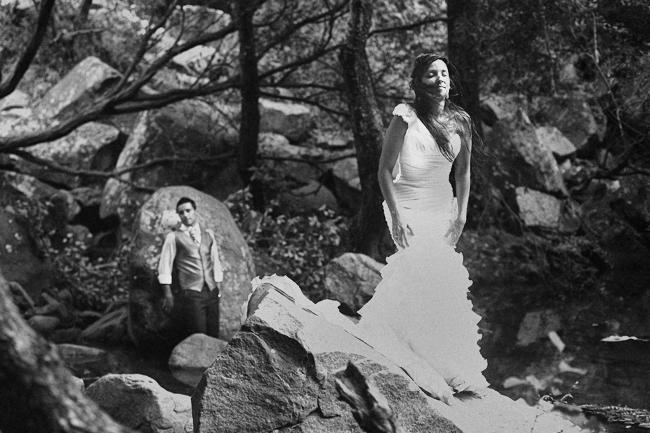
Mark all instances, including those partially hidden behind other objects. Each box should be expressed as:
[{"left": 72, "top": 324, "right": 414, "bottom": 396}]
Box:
[
  {"left": 248, "top": 53, "right": 488, "bottom": 406},
  {"left": 354, "top": 53, "right": 489, "bottom": 404}
]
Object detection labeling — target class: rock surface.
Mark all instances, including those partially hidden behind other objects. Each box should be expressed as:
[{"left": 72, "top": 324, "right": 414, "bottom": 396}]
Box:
[
  {"left": 0, "top": 206, "right": 52, "bottom": 297},
  {"left": 535, "top": 126, "right": 577, "bottom": 160},
  {"left": 331, "top": 157, "right": 362, "bottom": 212},
  {"left": 128, "top": 186, "right": 255, "bottom": 346},
  {"left": 86, "top": 374, "right": 192, "bottom": 433},
  {"left": 486, "top": 109, "right": 568, "bottom": 196},
  {"left": 323, "top": 252, "right": 382, "bottom": 314},
  {"left": 0, "top": 172, "right": 75, "bottom": 296},
  {"left": 536, "top": 96, "right": 604, "bottom": 151},
  {"left": 34, "top": 56, "right": 122, "bottom": 120},
  {"left": 13, "top": 122, "right": 122, "bottom": 188},
  {"left": 259, "top": 98, "right": 313, "bottom": 143},
  {"left": 480, "top": 94, "right": 528, "bottom": 126},
  {"left": 168, "top": 333, "right": 229, "bottom": 370},
  {"left": 192, "top": 275, "right": 580, "bottom": 433},
  {"left": 258, "top": 132, "right": 323, "bottom": 183},
  {"left": 100, "top": 100, "right": 235, "bottom": 227},
  {"left": 515, "top": 187, "right": 563, "bottom": 229},
  {"left": 0, "top": 89, "right": 30, "bottom": 111},
  {"left": 279, "top": 180, "right": 339, "bottom": 213}
]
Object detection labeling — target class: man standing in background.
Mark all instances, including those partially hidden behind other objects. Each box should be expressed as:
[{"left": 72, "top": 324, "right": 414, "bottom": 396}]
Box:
[{"left": 158, "top": 197, "right": 224, "bottom": 338}]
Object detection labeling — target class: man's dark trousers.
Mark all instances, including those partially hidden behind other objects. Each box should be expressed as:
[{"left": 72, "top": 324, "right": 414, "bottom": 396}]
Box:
[{"left": 179, "top": 283, "right": 220, "bottom": 338}]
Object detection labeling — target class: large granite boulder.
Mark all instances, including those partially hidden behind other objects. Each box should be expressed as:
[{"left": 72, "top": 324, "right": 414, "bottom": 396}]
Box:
[
  {"left": 535, "top": 126, "right": 577, "bottom": 161},
  {"left": 0, "top": 89, "right": 30, "bottom": 111},
  {"left": 0, "top": 205, "right": 52, "bottom": 298},
  {"left": 323, "top": 252, "right": 383, "bottom": 314},
  {"left": 331, "top": 157, "right": 362, "bottom": 212},
  {"left": 168, "top": 333, "right": 229, "bottom": 370},
  {"left": 279, "top": 180, "right": 339, "bottom": 214},
  {"left": 34, "top": 56, "right": 122, "bottom": 120},
  {"left": 128, "top": 186, "right": 255, "bottom": 347},
  {"left": 479, "top": 94, "right": 528, "bottom": 126},
  {"left": 0, "top": 171, "right": 79, "bottom": 236},
  {"left": 11, "top": 122, "right": 122, "bottom": 188},
  {"left": 534, "top": 95, "right": 605, "bottom": 152},
  {"left": 85, "top": 374, "right": 192, "bottom": 433},
  {"left": 0, "top": 171, "right": 82, "bottom": 297},
  {"left": 259, "top": 98, "right": 313, "bottom": 143},
  {"left": 0, "top": 103, "right": 41, "bottom": 141},
  {"left": 100, "top": 100, "right": 236, "bottom": 228},
  {"left": 515, "top": 187, "right": 580, "bottom": 232},
  {"left": 192, "top": 276, "right": 580, "bottom": 433},
  {"left": 485, "top": 109, "right": 568, "bottom": 197},
  {"left": 257, "top": 132, "right": 323, "bottom": 183}
]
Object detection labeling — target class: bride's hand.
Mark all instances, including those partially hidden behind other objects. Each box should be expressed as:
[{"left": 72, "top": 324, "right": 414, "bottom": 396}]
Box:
[
  {"left": 391, "top": 211, "right": 413, "bottom": 249},
  {"left": 444, "top": 217, "right": 465, "bottom": 247}
]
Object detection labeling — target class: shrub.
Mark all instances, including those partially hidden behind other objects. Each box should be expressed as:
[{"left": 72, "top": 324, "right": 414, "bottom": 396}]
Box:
[{"left": 227, "top": 187, "right": 348, "bottom": 300}]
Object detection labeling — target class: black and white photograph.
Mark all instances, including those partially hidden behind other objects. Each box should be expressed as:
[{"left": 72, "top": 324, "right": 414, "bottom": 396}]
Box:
[{"left": 1, "top": 0, "right": 649, "bottom": 432}]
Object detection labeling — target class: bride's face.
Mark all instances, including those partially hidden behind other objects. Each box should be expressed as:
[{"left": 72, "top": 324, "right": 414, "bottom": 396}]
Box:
[{"left": 421, "top": 59, "right": 450, "bottom": 99}]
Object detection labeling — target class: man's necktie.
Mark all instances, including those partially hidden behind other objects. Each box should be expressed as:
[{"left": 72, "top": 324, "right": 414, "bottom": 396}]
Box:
[{"left": 189, "top": 227, "right": 200, "bottom": 245}]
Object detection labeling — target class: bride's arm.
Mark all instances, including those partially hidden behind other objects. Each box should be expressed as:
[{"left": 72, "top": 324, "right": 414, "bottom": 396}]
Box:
[
  {"left": 455, "top": 130, "right": 472, "bottom": 223},
  {"left": 378, "top": 116, "right": 410, "bottom": 248},
  {"left": 446, "top": 119, "right": 473, "bottom": 245}
]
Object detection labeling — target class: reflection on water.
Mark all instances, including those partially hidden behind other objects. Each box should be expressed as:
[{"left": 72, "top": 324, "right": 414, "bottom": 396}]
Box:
[{"left": 486, "top": 337, "right": 650, "bottom": 433}]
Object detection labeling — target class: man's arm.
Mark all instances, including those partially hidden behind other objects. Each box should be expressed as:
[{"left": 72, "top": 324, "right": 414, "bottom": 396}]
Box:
[
  {"left": 207, "top": 230, "right": 224, "bottom": 290},
  {"left": 158, "top": 232, "right": 177, "bottom": 311}
]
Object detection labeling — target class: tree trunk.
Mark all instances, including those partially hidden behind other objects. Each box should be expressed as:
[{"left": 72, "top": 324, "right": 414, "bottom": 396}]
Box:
[
  {"left": 75, "top": 0, "right": 93, "bottom": 27},
  {"left": 339, "top": 0, "right": 390, "bottom": 261},
  {"left": 447, "top": 0, "right": 482, "bottom": 134},
  {"left": 234, "top": 0, "right": 261, "bottom": 185},
  {"left": 0, "top": 272, "right": 134, "bottom": 433}
]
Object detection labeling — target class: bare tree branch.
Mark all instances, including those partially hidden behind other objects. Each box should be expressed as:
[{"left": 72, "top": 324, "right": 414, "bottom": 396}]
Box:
[
  {"left": 112, "top": 23, "right": 238, "bottom": 103},
  {"left": 259, "top": 90, "right": 347, "bottom": 116},
  {"left": 109, "top": 0, "right": 182, "bottom": 96},
  {"left": 9, "top": 150, "right": 234, "bottom": 193},
  {"left": 369, "top": 15, "right": 447, "bottom": 36},
  {"left": 110, "top": 78, "right": 239, "bottom": 114},
  {"left": 259, "top": 44, "right": 342, "bottom": 82},
  {"left": 11, "top": 150, "right": 233, "bottom": 178},
  {"left": 0, "top": 0, "right": 56, "bottom": 98},
  {"left": 259, "top": 152, "right": 356, "bottom": 165},
  {"left": 255, "top": 0, "right": 350, "bottom": 60}
]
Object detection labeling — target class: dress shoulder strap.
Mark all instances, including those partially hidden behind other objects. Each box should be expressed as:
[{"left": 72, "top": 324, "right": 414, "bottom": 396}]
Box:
[{"left": 393, "top": 103, "right": 417, "bottom": 125}]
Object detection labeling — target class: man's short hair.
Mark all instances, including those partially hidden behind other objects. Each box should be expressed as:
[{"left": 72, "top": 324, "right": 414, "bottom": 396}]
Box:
[{"left": 176, "top": 197, "right": 196, "bottom": 210}]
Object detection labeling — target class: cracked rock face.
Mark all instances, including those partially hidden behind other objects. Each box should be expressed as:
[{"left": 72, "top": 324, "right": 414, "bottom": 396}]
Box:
[
  {"left": 191, "top": 276, "right": 582, "bottom": 433},
  {"left": 191, "top": 284, "right": 456, "bottom": 433}
]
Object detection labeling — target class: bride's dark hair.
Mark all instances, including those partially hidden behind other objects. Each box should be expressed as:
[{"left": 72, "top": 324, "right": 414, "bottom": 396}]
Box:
[{"left": 409, "top": 53, "right": 478, "bottom": 163}]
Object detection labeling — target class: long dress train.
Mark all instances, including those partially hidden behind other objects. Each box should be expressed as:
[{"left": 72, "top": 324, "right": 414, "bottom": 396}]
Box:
[{"left": 356, "top": 103, "right": 488, "bottom": 401}]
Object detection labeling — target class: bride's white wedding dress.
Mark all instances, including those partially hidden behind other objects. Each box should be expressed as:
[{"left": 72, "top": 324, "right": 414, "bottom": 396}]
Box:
[
  {"left": 246, "top": 103, "right": 488, "bottom": 405},
  {"left": 354, "top": 103, "right": 488, "bottom": 403}
]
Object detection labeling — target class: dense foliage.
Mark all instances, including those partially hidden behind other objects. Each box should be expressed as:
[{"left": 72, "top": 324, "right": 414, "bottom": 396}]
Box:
[{"left": 227, "top": 186, "right": 348, "bottom": 300}]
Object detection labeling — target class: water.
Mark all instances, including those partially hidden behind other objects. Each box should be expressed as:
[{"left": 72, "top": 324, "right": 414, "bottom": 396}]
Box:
[{"left": 484, "top": 338, "right": 650, "bottom": 432}]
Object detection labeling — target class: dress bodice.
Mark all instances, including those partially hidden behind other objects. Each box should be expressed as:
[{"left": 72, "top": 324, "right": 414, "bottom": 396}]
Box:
[{"left": 392, "top": 103, "right": 461, "bottom": 213}]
